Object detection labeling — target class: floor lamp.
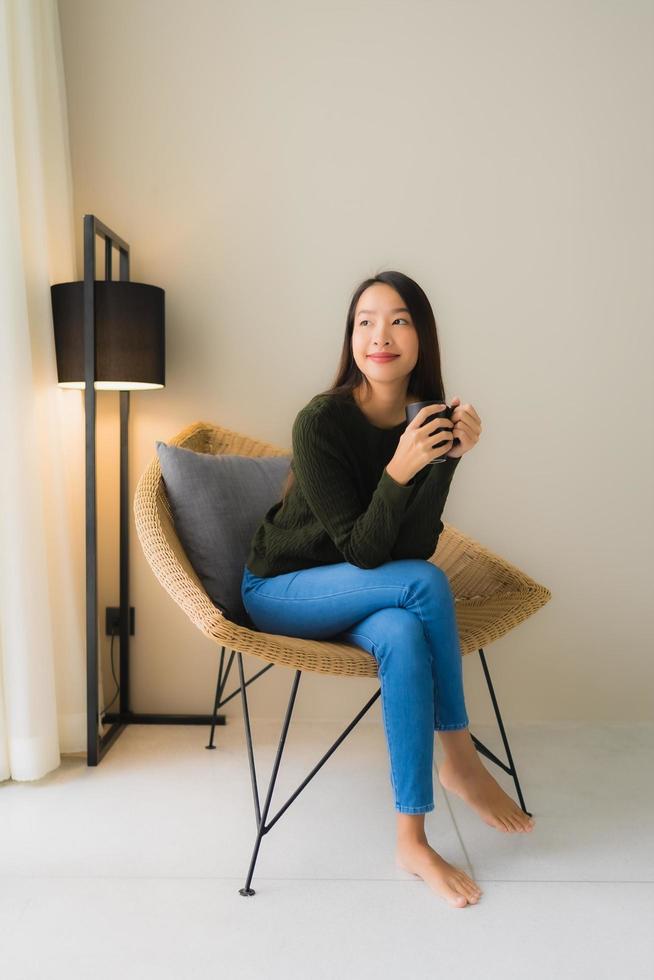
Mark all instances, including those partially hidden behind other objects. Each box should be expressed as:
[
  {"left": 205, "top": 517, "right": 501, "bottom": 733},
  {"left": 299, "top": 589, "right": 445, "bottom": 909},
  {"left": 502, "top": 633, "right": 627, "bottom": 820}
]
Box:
[{"left": 51, "top": 214, "right": 225, "bottom": 766}]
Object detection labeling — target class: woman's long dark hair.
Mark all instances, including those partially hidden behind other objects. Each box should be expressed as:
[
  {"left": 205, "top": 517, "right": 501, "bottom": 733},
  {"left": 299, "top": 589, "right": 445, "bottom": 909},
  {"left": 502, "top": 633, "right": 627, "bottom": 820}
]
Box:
[{"left": 279, "top": 270, "right": 447, "bottom": 505}]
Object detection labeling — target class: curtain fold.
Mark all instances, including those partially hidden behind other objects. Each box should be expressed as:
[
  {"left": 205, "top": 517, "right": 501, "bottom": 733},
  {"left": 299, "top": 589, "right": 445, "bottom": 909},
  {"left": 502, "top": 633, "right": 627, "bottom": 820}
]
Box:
[{"left": 0, "top": 0, "right": 89, "bottom": 781}]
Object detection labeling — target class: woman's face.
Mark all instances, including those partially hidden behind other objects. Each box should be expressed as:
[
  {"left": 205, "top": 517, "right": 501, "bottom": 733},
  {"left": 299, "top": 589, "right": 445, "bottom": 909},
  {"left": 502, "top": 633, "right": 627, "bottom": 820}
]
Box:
[{"left": 351, "top": 283, "right": 419, "bottom": 386}]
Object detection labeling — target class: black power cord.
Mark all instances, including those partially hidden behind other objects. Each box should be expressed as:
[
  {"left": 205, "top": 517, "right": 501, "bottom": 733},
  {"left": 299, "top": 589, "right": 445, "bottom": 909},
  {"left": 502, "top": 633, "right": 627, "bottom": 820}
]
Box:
[{"left": 100, "top": 626, "right": 121, "bottom": 719}]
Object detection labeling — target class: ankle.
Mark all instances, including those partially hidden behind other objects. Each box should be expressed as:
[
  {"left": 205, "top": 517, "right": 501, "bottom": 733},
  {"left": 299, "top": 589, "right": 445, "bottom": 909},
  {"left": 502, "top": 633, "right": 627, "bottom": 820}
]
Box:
[
  {"left": 441, "top": 752, "right": 480, "bottom": 772},
  {"left": 396, "top": 813, "right": 427, "bottom": 846},
  {"left": 397, "top": 836, "right": 428, "bottom": 852},
  {"left": 438, "top": 729, "right": 480, "bottom": 771}
]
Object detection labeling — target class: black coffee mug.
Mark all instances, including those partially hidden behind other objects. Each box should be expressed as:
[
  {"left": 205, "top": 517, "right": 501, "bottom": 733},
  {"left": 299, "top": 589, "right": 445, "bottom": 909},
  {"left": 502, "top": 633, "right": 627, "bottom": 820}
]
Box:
[{"left": 405, "top": 400, "right": 455, "bottom": 465}]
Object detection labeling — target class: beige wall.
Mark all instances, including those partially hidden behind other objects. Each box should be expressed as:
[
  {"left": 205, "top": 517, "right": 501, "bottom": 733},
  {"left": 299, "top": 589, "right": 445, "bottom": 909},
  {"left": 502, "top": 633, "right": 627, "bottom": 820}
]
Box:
[{"left": 56, "top": 0, "right": 654, "bottom": 724}]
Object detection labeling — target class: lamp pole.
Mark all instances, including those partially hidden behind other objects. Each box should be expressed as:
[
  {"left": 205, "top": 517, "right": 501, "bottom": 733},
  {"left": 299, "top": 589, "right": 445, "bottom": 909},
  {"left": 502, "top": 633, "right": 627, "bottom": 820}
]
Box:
[{"left": 83, "top": 215, "right": 131, "bottom": 764}]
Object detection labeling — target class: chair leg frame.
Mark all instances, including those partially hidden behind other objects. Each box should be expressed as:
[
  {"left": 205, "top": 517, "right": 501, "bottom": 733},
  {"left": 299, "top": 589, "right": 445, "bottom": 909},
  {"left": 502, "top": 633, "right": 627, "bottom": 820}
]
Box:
[{"left": 206, "top": 645, "right": 531, "bottom": 897}]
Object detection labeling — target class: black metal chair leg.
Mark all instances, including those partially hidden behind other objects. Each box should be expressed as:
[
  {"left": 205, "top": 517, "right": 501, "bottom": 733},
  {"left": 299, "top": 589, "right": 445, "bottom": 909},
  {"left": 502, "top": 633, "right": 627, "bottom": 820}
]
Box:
[
  {"left": 233, "top": 653, "right": 382, "bottom": 897},
  {"left": 238, "top": 653, "right": 302, "bottom": 896},
  {"left": 472, "top": 646, "right": 532, "bottom": 817},
  {"left": 205, "top": 646, "right": 235, "bottom": 749}
]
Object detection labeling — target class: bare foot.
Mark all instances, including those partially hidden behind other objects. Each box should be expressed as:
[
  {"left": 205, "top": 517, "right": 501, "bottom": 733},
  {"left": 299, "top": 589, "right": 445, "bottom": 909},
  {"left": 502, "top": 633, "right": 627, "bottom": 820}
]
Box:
[
  {"left": 395, "top": 838, "right": 482, "bottom": 908},
  {"left": 438, "top": 757, "right": 535, "bottom": 833}
]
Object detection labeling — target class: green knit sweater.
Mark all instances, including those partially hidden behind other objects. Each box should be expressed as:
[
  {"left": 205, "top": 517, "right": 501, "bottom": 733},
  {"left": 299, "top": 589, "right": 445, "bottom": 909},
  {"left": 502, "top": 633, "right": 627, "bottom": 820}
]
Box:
[{"left": 245, "top": 390, "right": 461, "bottom": 578}]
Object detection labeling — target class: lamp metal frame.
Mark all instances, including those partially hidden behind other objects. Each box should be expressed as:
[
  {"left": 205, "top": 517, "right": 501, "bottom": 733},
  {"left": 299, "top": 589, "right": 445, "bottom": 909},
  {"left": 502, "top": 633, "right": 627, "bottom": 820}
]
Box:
[{"left": 82, "top": 214, "right": 224, "bottom": 766}]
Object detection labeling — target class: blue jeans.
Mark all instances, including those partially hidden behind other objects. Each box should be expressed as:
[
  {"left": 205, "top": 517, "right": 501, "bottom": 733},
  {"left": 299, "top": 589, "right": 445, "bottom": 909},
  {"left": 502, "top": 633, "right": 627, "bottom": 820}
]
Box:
[{"left": 241, "top": 558, "right": 469, "bottom": 814}]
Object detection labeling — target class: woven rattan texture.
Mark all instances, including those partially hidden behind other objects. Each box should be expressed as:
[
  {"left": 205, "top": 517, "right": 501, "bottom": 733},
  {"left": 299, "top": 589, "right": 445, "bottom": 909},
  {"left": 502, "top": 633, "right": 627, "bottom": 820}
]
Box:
[{"left": 134, "top": 420, "right": 551, "bottom": 678}]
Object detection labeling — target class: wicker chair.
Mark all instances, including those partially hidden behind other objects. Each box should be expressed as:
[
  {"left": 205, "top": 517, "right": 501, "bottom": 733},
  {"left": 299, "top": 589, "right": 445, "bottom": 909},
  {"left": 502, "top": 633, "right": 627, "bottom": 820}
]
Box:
[{"left": 134, "top": 420, "right": 551, "bottom": 897}]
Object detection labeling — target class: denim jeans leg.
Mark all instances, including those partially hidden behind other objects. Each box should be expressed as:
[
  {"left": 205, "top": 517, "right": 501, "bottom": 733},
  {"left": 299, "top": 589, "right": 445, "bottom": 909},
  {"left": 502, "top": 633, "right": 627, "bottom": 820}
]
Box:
[
  {"left": 240, "top": 559, "right": 469, "bottom": 812},
  {"left": 407, "top": 567, "right": 469, "bottom": 732},
  {"left": 337, "top": 609, "right": 436, "bottom": 813}
]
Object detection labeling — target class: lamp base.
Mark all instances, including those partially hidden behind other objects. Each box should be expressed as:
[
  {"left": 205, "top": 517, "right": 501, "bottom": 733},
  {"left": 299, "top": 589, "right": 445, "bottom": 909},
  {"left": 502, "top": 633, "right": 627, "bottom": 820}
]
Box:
[{"left": 102, "top": 712, "right": 226, "bottom": 726}]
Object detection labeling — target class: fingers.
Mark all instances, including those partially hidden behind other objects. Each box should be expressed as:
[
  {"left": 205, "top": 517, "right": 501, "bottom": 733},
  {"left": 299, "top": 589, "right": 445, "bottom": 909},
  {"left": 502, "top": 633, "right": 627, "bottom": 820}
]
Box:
[
  {"left": 452, "top": 406, "right": 481, "bottom": 429},
  {"left": 427, "top": 417, "right": 454, "bottom": 436},
  {"left": 418, "top": 403, "right": 446, "bottom": 419},
  {"left": 453, "top": 418, "right": 476, "bottom": 439},
  {"left": 452, "top": 413, "right": 478, "bottom": 431},
  {"left": 413, "top": 404, "right": 449, "bottom": 425}
]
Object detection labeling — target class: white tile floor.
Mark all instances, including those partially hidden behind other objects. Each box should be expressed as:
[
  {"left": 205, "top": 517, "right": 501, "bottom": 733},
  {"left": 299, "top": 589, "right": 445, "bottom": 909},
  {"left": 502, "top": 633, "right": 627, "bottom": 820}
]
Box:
[{"left": 1, "top": 717, "right": 653, "bottom": 979}]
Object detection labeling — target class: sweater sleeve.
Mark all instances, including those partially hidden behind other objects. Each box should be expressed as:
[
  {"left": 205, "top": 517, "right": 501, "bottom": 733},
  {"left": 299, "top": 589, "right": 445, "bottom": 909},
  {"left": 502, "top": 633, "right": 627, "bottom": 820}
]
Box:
[
  {"left": 291, "top": 406, "right": 414, "bottom": 568},
  {"left": 390, "top": 456, "right": 462, "bottom": 561}
]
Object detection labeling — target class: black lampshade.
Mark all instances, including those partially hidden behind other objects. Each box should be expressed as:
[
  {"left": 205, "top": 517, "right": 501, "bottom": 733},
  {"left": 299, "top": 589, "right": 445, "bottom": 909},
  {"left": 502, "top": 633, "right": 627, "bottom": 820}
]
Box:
[{"left": 51, "top": 280, "right": 165, "bottom": 390}]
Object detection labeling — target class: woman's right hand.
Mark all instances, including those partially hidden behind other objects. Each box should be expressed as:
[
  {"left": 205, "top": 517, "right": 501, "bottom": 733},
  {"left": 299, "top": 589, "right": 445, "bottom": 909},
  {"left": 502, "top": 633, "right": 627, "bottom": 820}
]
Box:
[{"left": 386, "top": 404, "right": 454, "bottom": 485}]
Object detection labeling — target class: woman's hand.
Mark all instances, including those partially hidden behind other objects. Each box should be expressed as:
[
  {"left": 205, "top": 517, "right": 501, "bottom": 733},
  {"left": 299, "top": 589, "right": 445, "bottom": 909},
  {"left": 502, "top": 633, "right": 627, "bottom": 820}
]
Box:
[
  {"left": 445, "top": 396, "right": 482, "bottom": 458},
  {"left": 386, "top": 403, "right": 454, "bottom": 484}
]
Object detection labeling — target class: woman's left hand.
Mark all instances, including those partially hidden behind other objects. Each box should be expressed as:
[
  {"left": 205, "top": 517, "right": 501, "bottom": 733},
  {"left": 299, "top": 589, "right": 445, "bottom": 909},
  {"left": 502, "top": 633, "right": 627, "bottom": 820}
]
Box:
[{"left": 445, "top": 396, "right": 482, "bottom": 458}]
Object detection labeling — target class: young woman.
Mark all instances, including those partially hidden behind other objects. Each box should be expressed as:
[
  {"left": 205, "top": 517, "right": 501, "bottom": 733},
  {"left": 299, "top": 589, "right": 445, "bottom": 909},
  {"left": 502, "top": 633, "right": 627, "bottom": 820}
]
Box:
[{"left": 241, "top": 270, "right": 534, "bottom": 909}]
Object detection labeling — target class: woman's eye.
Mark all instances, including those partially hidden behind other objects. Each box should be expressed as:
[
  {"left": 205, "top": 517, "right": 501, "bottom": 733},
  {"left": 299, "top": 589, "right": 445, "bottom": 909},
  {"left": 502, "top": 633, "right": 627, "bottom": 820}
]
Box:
[{"left": 358, "top": 318, "right": 408, "bottom": 326}]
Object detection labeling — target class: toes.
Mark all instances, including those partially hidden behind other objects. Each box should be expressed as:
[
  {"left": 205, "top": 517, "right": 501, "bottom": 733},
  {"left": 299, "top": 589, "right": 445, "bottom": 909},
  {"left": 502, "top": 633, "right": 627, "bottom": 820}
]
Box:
[
  {"left": 511, "top": 810, "right": 532, "bottom": 832},
  {"left": 447, "top": 875, "right": 472, "bottom": 907},
  {"left": 457, "top": 874, "right": 482, "bottom": 902}
]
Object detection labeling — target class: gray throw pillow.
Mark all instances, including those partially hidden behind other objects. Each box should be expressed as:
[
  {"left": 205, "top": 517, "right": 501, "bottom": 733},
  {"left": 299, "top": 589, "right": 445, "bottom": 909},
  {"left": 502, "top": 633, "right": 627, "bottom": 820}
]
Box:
[{"left": 155, "top": 441, "right": 291, "bottom": 628}]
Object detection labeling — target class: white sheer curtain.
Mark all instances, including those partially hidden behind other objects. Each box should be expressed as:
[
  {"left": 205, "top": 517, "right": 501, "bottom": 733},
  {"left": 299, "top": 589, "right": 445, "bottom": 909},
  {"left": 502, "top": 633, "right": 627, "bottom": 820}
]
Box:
[{"left": 0, "top": 0, "right": 90, "bottom": 781}]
